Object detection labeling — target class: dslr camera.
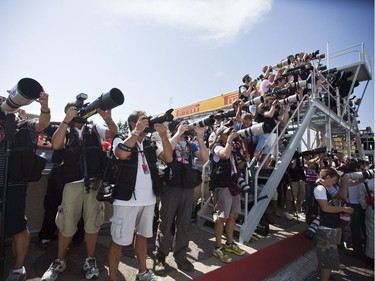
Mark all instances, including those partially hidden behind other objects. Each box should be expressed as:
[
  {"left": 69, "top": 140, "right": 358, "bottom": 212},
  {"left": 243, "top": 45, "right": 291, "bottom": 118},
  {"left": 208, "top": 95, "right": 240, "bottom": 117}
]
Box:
[
  {"left": 74, "top": 88, "right": 125, "bottom": 122},
  {"left": 144, "top": 108, "right": 174, "bottom": 132}
]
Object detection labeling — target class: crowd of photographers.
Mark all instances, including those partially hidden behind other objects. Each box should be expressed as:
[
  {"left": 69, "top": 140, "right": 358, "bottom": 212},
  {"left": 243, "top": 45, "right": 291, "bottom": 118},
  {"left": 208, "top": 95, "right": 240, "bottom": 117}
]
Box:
[{"left": 1, "top": 49, "right": 373, "bottom": 281}]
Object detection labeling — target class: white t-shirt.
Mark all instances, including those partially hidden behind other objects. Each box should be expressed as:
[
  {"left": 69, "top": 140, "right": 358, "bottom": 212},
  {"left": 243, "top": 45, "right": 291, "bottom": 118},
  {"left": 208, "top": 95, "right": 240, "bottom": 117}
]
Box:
[
  {"left": 314, "top": 185, "right": 335, "bottom": 230},
  {"left": 348, "top": 182, "right": 364, "bottom": 204},
  {"left": 112, "top": 137, "right": 163, "bottom": 206},
  {"left": 260, "top": 79, "right": 271, "bottom": 94}
]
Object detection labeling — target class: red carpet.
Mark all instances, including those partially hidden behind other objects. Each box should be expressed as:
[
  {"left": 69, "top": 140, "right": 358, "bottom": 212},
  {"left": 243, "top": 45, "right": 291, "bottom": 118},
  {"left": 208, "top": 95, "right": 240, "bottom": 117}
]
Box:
[{"left": 194, "top": 232, "right": 314, "bottom": 281}]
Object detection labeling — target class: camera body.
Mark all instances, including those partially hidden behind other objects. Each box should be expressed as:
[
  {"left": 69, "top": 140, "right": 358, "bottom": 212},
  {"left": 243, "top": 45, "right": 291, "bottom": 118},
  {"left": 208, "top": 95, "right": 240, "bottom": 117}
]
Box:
[
  {"left": 96, "top": 181, "right": 115, "bottom": 203},
  {"left": 144, "top": 108, "right": 174, "bottom": 132},
  {"left": 305, "top": 216, "right": 320, "bottom": 239},
  {"left": 73, "top": 88, "right": 124, "bottom": 123},
  {"left": 75, "top": 93, "right": 88, "bottom": 111}
]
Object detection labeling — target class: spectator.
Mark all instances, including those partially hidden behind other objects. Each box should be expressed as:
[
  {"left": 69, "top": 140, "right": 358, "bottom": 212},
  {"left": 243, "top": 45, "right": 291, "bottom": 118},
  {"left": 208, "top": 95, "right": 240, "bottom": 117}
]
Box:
[
  {"left": 344, "top": 161, "right": 366, "bottom": 258},
  {"left": 41, "top": 103, "right": 118, "bottom": 281},
  {"left": 0, "top": 92, "right": 51, "bottom": 281},
  {"left": 284, "top": 156, "right": 306, "bottom": 220},
  {"left": 209, "top": 125, "right": 246, "bottom": 263},
  {"left": 358, "top": 167, "right": 374, "bottom": 266},
  {"left": 153, "top": 119, "right": 208, "bottom": 275},
  {"left": 312, "top": 167, "right": 353, "bottom": 281},
  {"left": 107, "top": 110, "right": 173, "bottom": 281}
]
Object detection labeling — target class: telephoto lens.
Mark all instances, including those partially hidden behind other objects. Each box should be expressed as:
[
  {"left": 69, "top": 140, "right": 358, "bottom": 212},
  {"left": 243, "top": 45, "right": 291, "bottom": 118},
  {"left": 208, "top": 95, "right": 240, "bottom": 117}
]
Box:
[
  {"left": 346, "top": 169, "right": 374, "bottom": 180},
  {"left": 305, "top": 217, "right": 320, "bottom": 239},
  {"left": 187, "top": 115, "right": 215, "bottom": 130},
  {"left": 244, "top": 96, "right": 264, "bottom": 106},
  {"left": 232, "top": 173, "right": 253, "bottom": 193}
]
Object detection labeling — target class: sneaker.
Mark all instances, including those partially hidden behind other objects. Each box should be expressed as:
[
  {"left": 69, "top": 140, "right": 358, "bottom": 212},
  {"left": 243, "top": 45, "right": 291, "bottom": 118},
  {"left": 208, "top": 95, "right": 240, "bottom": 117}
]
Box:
[
  {"left": 41, "top": 259, "right": 66, "bottom": 281},
  {"left": 6, "top": 267, "right": 26, "bottom": 281},
  {"left": 284, "top": 212, "right": 293, "bottom": 221},
  {"left": 213, "top": 247, "right": 232, "bottom": 263},
  {"left": 83, "top": 257, "right": 99, "bottom": 279},
  {"left": 175, "top": 258, "right": 194, "bottom": 272},
  {"left": 153, "top": 256, "right": 166, "bottom": 276},
  {"left": 135, "top": 269, "right": 159, "bottom": 281},
  {"left": 297, "top": 213, "right": 305, "bottom": 220},
  {"left": 224, "top": 242, "right": 246, "bottom": 256}
]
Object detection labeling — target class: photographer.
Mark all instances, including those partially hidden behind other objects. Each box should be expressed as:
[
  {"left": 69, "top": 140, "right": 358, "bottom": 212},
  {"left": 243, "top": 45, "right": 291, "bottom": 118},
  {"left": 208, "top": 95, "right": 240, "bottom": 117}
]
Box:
[
  {"left": 260, "top": 73, "right": 276, "bottom": 95},
  {"left": 209, "top": 125, "right": 246, "bottom": 264},
  {"left": 312, "top": 167, "right": 353, "bottom": 281},
  {"left": 234, "top": 109, "right": 258, "bottom": 160},
  {"left": 153, "top": 119, "right": 208, "bottom": 275},
  {"left": 108, "top": 110, "right": 172, "bottom": 281},
  {"left": 1, "top": 91, "right": 51, "bottom": 281},
  {"left": 42, "top": 102, "right": 118, "bottom": 281},
  {"left": 254, "top": 96, "right": 290, "bottom": 167},
  {"left": 238, "top": 74, "right": 258, "bottom": 103}
]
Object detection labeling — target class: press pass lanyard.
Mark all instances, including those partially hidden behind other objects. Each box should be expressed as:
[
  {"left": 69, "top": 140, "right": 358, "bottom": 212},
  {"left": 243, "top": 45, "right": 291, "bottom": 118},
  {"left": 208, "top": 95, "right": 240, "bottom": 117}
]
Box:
[{"left": 136, "top": 143, "right": 150, "bottom": 174}]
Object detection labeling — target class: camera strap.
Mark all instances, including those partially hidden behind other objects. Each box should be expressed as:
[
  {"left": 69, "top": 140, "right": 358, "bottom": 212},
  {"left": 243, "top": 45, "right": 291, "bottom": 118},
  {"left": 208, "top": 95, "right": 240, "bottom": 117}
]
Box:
[{"left": 81, "top": 126, "right": 91, "bottom": 193}]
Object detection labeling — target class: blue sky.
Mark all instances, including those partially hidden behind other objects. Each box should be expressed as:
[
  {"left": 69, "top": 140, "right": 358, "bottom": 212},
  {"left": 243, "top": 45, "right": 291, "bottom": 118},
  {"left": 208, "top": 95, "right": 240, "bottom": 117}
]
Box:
[{"left": 0, "top": 0, "right": 373, "bottom": 130}]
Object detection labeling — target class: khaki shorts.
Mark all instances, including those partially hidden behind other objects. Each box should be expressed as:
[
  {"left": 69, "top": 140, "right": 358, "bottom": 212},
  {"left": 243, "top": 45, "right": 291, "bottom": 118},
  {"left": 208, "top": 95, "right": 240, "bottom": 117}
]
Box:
[
  {"left": 286, "top": 180, "right": 306, "bottom": 202},
  {"left": 110, "top": 204, "right": 155, "bottom": 246},
  {"left": 56, "top": 181, "right": 105, "bottom": 237},
  {"left": 213, "top": 187, "right": 241, "bottom": 220}
]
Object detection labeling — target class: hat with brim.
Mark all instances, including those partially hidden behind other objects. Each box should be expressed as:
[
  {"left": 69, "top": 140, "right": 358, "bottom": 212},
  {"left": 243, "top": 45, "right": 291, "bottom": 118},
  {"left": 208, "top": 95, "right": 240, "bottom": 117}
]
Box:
[{"left": 216, "top": 126, "right": 233, "bottom": 137}]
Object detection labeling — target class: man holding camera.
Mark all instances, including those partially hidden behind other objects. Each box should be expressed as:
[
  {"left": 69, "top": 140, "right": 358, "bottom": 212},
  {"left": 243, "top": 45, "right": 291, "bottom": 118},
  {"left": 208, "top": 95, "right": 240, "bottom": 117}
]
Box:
[
  {"left": 41, "top": 102, "right": 118, "bottom": 281},
  {"left": 107, "top": 110, "right": 173, "bottom": 281},
  {"left": 209, "top": 124, "right": 246, "bottom": 263},
  {"left": 1, "top": 92, "right": 51, "bottom": 281},
  {"left": 153, "top": 119, "right": 208, "bottom": 275},
  {"left": 312, "top": 167, "right": 354, "bottom": 281}
]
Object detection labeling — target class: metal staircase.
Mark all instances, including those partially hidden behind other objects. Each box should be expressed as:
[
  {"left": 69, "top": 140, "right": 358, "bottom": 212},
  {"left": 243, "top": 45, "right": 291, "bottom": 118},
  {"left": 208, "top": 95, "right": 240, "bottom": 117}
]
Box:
[{"left": 196, "top": 43, "right": 373, "bottom": 244}]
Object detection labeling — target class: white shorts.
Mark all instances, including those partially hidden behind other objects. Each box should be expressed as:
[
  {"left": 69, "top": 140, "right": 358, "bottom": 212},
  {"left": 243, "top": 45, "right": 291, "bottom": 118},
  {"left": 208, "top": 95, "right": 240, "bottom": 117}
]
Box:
[{"left": 110, "top": 204, "right": 155, "bottom": 246}]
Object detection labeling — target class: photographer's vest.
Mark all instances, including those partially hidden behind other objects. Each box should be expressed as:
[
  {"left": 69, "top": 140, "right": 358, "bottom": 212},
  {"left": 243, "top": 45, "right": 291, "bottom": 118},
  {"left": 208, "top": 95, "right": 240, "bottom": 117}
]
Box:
[
  {"left": 208, "top": 142, "right": 235, "bottom": 190},
  {"left": 238, "top": 84, "right": 249, "bottom": 102},
  {"left": 61, "top": 124, "right": 107, "bottom": 183},
  {"left": 165, "top": 141, "right": 194, "bottom": 187},
  {"left": 7, "top": 120, "right": 46, "bottom": 183},
  {"left": 313, "top": 187, "right": 340, "bottom": 228},
  {"left": 113, "top": 137, "right": 162, "bottom": 201}
]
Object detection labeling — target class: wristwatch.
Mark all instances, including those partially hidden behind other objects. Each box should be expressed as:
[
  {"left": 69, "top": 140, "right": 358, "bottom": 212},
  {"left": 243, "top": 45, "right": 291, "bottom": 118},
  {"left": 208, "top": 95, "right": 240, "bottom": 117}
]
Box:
[{"left": 131, "top": 130, "right": 139, "bottom": 137}]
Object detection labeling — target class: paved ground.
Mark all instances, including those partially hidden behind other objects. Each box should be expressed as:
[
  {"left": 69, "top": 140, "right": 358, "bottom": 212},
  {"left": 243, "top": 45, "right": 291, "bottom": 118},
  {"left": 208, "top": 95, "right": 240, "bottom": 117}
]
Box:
[{"left": 3, "top": 212, "right": 374, "bottom": 281}]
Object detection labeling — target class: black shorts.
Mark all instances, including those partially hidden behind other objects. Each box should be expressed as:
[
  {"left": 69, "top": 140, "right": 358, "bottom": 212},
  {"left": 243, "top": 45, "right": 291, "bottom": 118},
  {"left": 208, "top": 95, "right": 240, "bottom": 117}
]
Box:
[{"left": 4, "top": 184, "right": 28, "bottom": 236}]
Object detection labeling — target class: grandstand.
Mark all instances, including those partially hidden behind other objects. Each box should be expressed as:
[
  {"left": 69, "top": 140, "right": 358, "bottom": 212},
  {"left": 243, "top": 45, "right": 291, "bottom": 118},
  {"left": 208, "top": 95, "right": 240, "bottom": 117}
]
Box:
[{"left": 189, "top": 43, "right": 373, "bottom": 243}]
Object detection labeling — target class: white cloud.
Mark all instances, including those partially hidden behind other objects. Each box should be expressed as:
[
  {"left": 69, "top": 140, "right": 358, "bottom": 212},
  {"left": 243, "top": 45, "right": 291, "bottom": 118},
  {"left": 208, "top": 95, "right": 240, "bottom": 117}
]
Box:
[{"left": 96, "top": 0, "right": 273, "bottom": 42}]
